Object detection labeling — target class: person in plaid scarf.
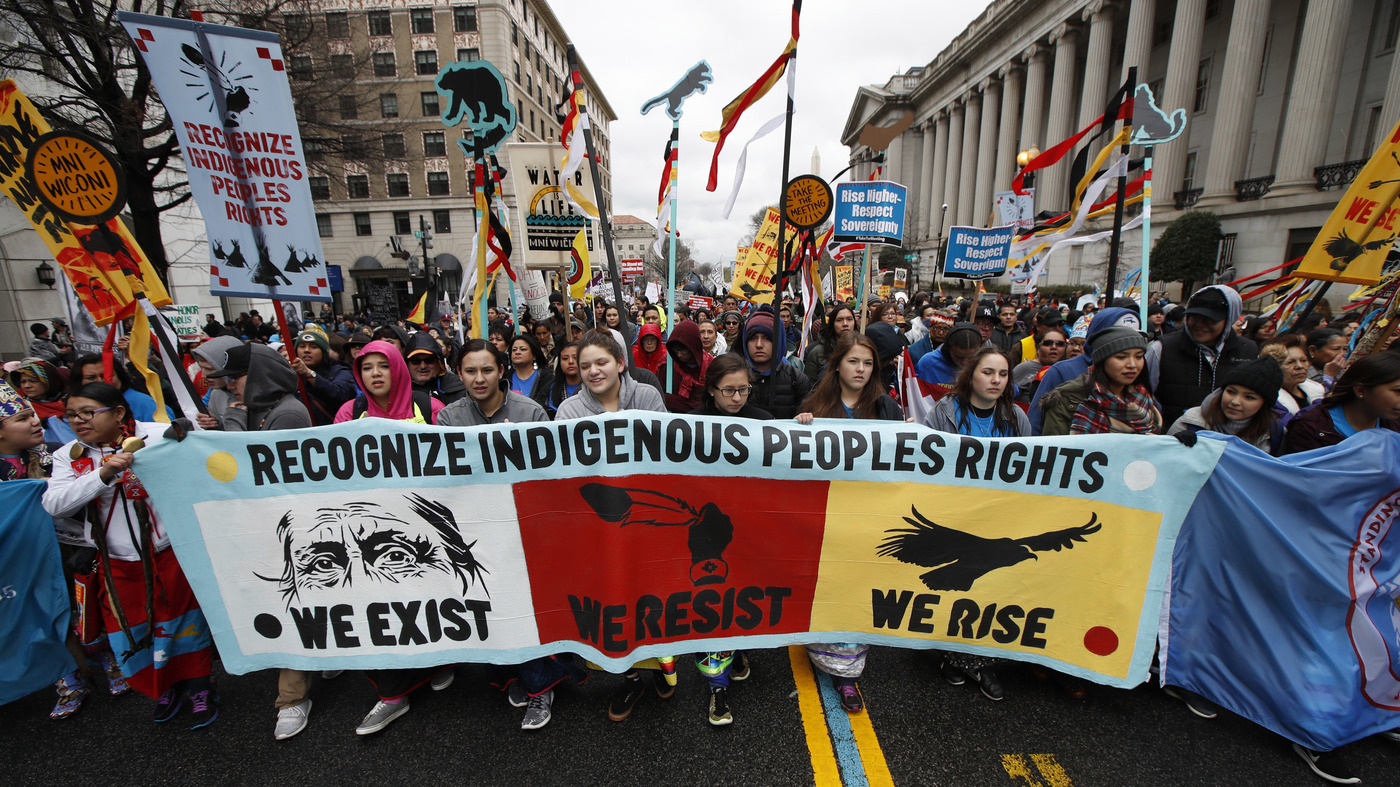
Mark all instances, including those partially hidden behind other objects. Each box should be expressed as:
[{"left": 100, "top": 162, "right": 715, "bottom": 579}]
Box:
[{"left": 1040, "top": 327, "right": 1162, "bottom": 436}]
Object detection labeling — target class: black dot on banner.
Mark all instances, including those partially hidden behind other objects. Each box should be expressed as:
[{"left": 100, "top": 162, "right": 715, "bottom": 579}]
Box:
[{"left": 254, "top": 613, "right": 282, "bottom": 639}]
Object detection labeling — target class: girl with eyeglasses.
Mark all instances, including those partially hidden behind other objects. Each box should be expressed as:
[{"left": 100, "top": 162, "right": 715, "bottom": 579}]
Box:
[
  {"left": 42, "top": 383, "right": 218, "bottom": 728},
  {"left": 688, "top": 353, "right": 771, "bottom": 725}
]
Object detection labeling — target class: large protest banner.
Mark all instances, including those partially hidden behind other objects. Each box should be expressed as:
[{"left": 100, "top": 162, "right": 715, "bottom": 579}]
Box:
[
  {"left": 1165, "top": 431, "right": 1400, "bottom": 751},
  {"left": 134, "top": 415, "right": 1218, "bottom": 687},
  {"left": 0, "top": 481, "right": 76, "bottom": 706},
  {"left": 118, "top": 13, "right": 330, "bottom": 302}
]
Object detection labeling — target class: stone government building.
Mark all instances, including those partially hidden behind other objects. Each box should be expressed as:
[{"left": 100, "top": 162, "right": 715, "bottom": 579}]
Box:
[{"left": 844, "top": 0, "right": 1400, "bottom": 299}]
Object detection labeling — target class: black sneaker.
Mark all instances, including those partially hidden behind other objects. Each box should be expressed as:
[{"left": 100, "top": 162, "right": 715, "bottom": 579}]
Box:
[
  {"left": 834, "top": 679, "right": 864, "bottom": 713},
  {"left": 939, "top": 660, "right": 966, "bottom": 686},
  {"left": 607, "top": 675, "right": 645, "bottom": 722},
  {"left": 1292, "top": 743, "right": 1361, "bottom": 784},
  {"left": 708, "top": 687, "right": 733, "bottom": 726},
  {"left": 653, "top": 672, "right": 676, "bottom": 701},
  {"left": 188, "top": 686, "right": 219, "bottom": 729},
  {"left": 730, "top": 653, "right": 751, "bottom": 682},
  {"left": 1163, "top": 686, "right": 1220, "bottom": 719},
  {"left": 976, "top": 668, "right": 1004, "bottom": 701},
  {"left": 152, "top": 683, "right": 185, "bottom": 723}
]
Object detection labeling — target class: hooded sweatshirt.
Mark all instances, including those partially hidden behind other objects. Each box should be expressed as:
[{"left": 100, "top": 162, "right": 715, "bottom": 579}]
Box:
[
  {"left": 739, "top": 307, "right": 810, "bottom": 420},
  {"left": 1145, "top": 285, "right": 1258, "bottom": 426},
  {"left": 192, "top": 336, "right": 242, "bottom": 427},
  {"left": 663, "top": 320, "right": 710, "bottom": 413},
  {"left": 632, "top": 324, "right": 668, "bottom": 375},
  {"left": 1027, "top": 307, "right": 1142, "bottom": 435},
  {"left": 406, "top": 331, "right": 466, "bottom": 405},
  {"left": 334, "top": 339, "right": 446, "bottom": 423},
  {"left": 554, "top": 371, "right": 666, "bottom": 419},
  {"left": 223, "top": 344, "right": 312, "bottom": 432}
]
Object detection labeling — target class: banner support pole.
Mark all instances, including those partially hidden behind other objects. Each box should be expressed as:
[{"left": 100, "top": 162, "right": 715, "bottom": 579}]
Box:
[
  {"left": 1140, "top": 144, "right": 1154, "bottom": 328},
  {"left": 1106, "top": 66, "right": 1137, "bottom": 300}
]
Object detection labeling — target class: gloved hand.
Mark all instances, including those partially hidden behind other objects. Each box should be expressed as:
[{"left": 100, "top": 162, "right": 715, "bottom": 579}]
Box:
[
  {"left": 1173, "top": 430, "right": 1198, "bottom": 448},
  {"left": 163, "top": 418, "right": 195, "bottom": 442}
]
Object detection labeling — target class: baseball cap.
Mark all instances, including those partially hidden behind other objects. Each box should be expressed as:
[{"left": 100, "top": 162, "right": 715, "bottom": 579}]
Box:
[
  {"left": 1037, "top": 307, "right": 1065, "bottom": 326},
  {"left": 206, "top": 344, "right": 251, "bottom": 378},
  {"left": 1184, "top": 288, "right": 1229, "bottom": 323},
  {"left": 974, "top": 304, "right": 997, "bottom": 322}
]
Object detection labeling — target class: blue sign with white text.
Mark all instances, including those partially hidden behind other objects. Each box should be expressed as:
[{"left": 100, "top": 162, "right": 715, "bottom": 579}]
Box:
[
  {"left": 833, "top": 181, "right": 906, "bottom": 247},
  {"left": 942, "top": 224, "right": 1016, "bottom": 280}
]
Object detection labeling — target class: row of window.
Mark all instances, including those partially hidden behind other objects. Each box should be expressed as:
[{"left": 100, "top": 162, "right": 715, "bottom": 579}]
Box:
[
  {"left": 319, "top": 209, "right": 454, "bottom": 239},
  {"left": 285, "top": 7, "right": 478, "bottom": 40},
  {"left": 310, "top": 172, "right": 452, "bottom": 200},
  {"left": 293, "top": 47, "right": 480, "bottom": 82}
]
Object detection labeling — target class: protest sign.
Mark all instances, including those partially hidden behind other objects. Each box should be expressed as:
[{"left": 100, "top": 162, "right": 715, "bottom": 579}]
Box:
[
  {"left": 836, "top": 265, "right": 855, "bottom": 301},
  {"left": 118, "top": 13, "right": 330, "bottom": 302},
  {"left": 729, "top": 207, "right": 797, "bottom": 303},
  {"left": 943, "top": 225, "right": 1016, "bottom": 280},
  {"left": 134, "top": 415, "right": 1219, "bottom": 686},
  {"left": 504, "top": 142, "right": 596, "bottom": 270},
  {"left": 165, "top": 304, "right": 204, "bottom": 341},
  {"left": 621, "top": 258, "right": 645, "bottom": 280},
  {"left": 0, "top": 80, "right": 171, "bottom": 325},
  {"left": 833, "top": 181, "right": 906, "bottom": 247},
  {"left": 995, "top": 189, "right": 1036, "bottom": 231},
  {"left": 1294, "top": 118, "right": 1400, "bottom": 285}
]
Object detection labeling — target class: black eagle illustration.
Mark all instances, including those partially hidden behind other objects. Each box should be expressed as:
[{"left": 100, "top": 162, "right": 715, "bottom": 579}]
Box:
[
  {"left": 877, "top": 507, "right": 1101, "bottom": 592},
  {"left": 1323, "top": 229, "right": 1397, "bottom": 271},
  {"left": 580, "top": 484, "right": 734, "bottom": 586},
  {"left": 737, "top": 281, "right": 773, "bottom": 301}
]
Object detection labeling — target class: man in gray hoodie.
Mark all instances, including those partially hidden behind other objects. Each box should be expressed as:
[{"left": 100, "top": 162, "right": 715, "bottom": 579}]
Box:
[
  {"left": 191, "top": 336, "right": 243, "bottom": 429},
  {"left": 205, "top": 343, "right": 317, "bottom": 741},
  {"left": 437, "top": 339, "right": 549, "bottom": 426}
]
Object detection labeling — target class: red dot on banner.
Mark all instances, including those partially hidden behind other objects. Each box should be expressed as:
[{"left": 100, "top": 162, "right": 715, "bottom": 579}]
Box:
[{"left": 1084, "top": 626, "right": 1118, "bottom": 656}]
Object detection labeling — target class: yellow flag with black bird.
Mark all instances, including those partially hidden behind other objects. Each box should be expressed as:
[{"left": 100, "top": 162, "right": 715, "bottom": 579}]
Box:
[
  {"left": 1296, "top": 118, "right": 1400, "bottom": 285},
  {"left": 568, "top": 228, "right": 591, "bottom": 299}
]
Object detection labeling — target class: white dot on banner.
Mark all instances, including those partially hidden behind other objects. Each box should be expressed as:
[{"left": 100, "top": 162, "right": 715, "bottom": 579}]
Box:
[{"left": 1123, "top": 460, "right": 1157, "bottom": 491}]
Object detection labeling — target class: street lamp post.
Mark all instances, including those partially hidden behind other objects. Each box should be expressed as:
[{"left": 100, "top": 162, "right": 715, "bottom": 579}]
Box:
[
  {"left": 933, "top": 203, "right": 948, "bottom": 294},
  {"left": 1016, "top": 146, "right": 1041, "bottom": 225}
]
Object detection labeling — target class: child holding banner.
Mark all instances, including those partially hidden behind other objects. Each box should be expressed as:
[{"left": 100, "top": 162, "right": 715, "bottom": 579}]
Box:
[
  {"left": 41, "top": 383, "right": 216, "bottom": 728},
  {"left": 795, "top": 333, "right": 904, "bottom": 712}
]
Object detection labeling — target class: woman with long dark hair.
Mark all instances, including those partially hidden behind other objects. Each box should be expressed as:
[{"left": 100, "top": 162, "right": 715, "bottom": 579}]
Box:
[
  {"left": 546, "top": 342, "right": 582, "bottom": 415},
  {"left": 42, "top": 383, "right": 217, "bottom": 728},
  {"left": 921, "top": 347, "right": 1027, "bottom": 700},
  {"left": 508, "top": 334, "right": 554, "bottom": 411},
  {"left": 1041, "top": 328, "right": 1162, "bottom": 436},
  {"left": 1169, "top": 357, "right": 1285, "bottom": 454},
  {"left": 1283, "top": 350, "right": 1400, "bottom": 453},
  {"left": 804, "top": 303, "right": 858, "bottom": 383},
  {"left": 794, "top": 332, "right": 901, "bottom": 713}
]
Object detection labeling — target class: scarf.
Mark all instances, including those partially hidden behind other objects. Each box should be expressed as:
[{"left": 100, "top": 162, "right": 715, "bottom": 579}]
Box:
[{"left": 1071, "top": 379, "right": 1162, "bottom": 435}]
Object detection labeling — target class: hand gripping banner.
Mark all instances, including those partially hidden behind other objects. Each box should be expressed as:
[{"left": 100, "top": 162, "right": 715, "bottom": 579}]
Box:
[{"left": 132, "top": 415, "right": 1221, "bottom": 685}]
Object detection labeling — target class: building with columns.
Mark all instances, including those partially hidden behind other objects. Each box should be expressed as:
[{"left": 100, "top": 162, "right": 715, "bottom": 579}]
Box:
[{"left": 844, "top": 0, "right": 1400, "bottom": 299}]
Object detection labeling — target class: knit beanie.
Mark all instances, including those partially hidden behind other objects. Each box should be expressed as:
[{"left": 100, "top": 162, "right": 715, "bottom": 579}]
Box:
[
  {"left": 1221, "top": 356, "right": 1284, "bottom": 407},
  {"left": 745, "top": 311, "right": 775, "bottom": 340},
  {"left": 1090, "top": 327, "right": 1148, "bottom": 365},
  {"left": 928, "top": 311, "right": 954, "bottom": 328},
  {"left": 865, "top": 322, "right": 903, "bottom": 364},
  {"left": 0, "top": 381, "right": 30, "bottom": 419},
  {"left": 297, "top": 327, "right": 330, "bottom": 357}
]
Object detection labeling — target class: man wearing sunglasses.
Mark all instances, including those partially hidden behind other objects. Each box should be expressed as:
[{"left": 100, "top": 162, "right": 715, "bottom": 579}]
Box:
[{"left": 405, "top": 332, "right": 466, "bottom": 405}]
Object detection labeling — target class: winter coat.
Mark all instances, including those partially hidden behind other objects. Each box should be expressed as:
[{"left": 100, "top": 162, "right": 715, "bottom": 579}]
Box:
[
  {"left": 334, "top": 340, "right": 445, "bottom": 424},
  {"left": 306, "top": 361, "right": 358, "bottom": 423},
  {"left": 1037, "top": 375, "right": 1093, "bottom": 437},
  {"left": 804, "top": 340, "right": 831, "bottom": 383},
  {"left": 1282, "top": 402, "right": 1400, "bottom": 454},
  {"left": 695, "top": 402, "right": 773, "bottom": 420},
  {"left": 923, "top": 394, "right": 1031, "bottom": 437},
  {"left": 222, "top": 345, "right": 313, "bottom": 432},
  {"left": 1149, "top": 329, "right": 1258, "bottom": 428},
  {"left": 43, "top": 421, "right": 170, "bottom": 561},
  {"left": 632, "top": 324, "right": 668, "bottom": 375},
  {"left": 991, "top": 326, "right": 1027, "bottom": 361},
  {"left": 1167, "top": 389, "right": 1283, "bottom": 454},
  {"left": 406, "top": 331, "right": 465, "bottom": 406},
  {"left": 663, "top": 321, "right": 711, "bottom": 413},
  {"left": 437, "top": 390, "right": 550, "bottom": 426},
  {"left": 555, "top": 373, "right": 667, "bottom": 419}
]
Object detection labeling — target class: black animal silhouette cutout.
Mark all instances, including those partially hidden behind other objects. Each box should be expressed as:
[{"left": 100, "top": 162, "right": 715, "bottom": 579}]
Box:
[
  {"left": 579, "top": 484, "right": 734, "bottom": 586},
  {"left": 878, "top": 507, "right": 1101, "bottom": 592}
]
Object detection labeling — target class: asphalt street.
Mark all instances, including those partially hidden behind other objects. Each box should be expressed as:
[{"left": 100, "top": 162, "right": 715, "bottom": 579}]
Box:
[{"left": 3, "top": 645, "right": 1396, "bottom": 786}]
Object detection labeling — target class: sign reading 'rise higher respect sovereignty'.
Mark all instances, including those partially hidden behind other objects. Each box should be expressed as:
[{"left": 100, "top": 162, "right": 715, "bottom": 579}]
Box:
[
  {"left": 833, "top": 181, "right": 907, "bottom": 247},
  {"left": 133, "top": 415, "right": 1218, "bottom": 688}
]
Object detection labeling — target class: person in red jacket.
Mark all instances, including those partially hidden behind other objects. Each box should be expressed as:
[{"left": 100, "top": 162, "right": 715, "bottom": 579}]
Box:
[
  {"left": 662, "top": 320, "right": 711, "bottom": 413},
  {"left": 1282, "top": 351, "right": 1400, "bottom": 454}
]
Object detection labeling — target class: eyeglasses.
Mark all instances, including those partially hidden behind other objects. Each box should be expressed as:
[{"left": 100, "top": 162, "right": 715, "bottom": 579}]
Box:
[
  {"left": 60, "top": 407, "right": 113, "bottom": 423},
  {"left": 1040, "top": 340, "right": 1067, "bottom": 347},
  {"left": 714, "top": 385, "right": 753, "bottom": 398}
]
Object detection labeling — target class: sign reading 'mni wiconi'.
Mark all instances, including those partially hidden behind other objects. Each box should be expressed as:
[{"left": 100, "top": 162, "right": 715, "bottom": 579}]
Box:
[
  {"left": 833, "top": 181, "right": 907, "bottom": 247},
  {"left": 132, "top": 414, "right": 1220, "bottom": 685},
  {"left": 504, "top": 142, "right": 597, "bottom": 270},
  {"left": 943, "top": 224, "right": 1017, "bottom": 280}
]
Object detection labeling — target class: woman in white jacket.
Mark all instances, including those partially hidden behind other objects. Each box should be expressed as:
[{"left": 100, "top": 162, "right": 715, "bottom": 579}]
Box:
[{"left": 42, "top": 382, "right": 217, "bottom": 729}]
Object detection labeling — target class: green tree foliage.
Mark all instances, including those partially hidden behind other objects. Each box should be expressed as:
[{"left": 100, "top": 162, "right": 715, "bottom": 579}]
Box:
[{"left": 1151, "top": 211, "right": 1222, "bottom": 289}]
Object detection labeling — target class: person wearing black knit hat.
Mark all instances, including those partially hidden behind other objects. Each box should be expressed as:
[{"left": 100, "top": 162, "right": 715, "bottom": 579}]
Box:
[
  {"left": 914, "top": 321, "right": 985, "bottom": 389},
  {"left": 1168, "top": 356, "right": 1286, "bottom": 454}
]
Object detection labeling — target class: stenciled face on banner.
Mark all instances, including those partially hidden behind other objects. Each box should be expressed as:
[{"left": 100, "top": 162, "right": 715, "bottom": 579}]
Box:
[
  {"left": 516, "top": 475, "right": 827, "bottom": 655},
  {"left": 118, "top": 14, "right": 330, "bottom": 302},
  {"left": 193, "top": 486, "right": 538, "bottom": 659}
]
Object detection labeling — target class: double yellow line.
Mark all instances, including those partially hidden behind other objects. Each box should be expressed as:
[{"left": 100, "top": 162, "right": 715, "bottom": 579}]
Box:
[{"left": 787, "top": 645, "right": 893, "bottom": 787}]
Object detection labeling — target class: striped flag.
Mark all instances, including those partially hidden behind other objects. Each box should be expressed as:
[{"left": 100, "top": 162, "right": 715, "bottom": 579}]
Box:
[
  {"left": 558, "top": 78, "right": 599, "bottom": 219},
  {"left": 701, "top": 0, "right": 800, "bottom": 193},
  {"left": 653, "top": 126, "right": 678, "bottom": 258}
]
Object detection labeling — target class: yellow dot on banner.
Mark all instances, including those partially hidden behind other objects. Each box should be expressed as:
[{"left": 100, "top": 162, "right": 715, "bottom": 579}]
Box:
[{"left": 207, "top": 452, "right": 238, "bottom": 482}]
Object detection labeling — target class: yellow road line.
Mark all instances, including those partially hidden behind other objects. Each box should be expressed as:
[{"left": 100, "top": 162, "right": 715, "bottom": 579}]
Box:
[
  {"left": 847, "top": 697, "right": 894, "bottom": 787},
  {"left": 788, "top": 645, "right": 842, "bottom": 787},
  {"left": 1029, "top": 754, "right": 1073, "bottom": 787},
  {"left": 1001, "top": 753, "right": 1074, "bottom": 787}
]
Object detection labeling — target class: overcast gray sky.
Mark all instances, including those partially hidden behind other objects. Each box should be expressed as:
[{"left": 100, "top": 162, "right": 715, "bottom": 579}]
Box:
[{"left": 549, "top": 1, "right": 987, "bottom": 264}]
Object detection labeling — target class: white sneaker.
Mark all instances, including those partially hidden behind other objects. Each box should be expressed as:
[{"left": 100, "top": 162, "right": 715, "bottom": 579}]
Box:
[
  {"left": 355, "top": 699, "right": 409, "bottom": 736},
  {"left": 521, "top": 690, "right": 553, "bottom": 730},
  {"left": 431, "top": 669, "right": 455, "bottom": 692},
  {"left": 274, "top": 699, "right": 311, "bottom": 741}
]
